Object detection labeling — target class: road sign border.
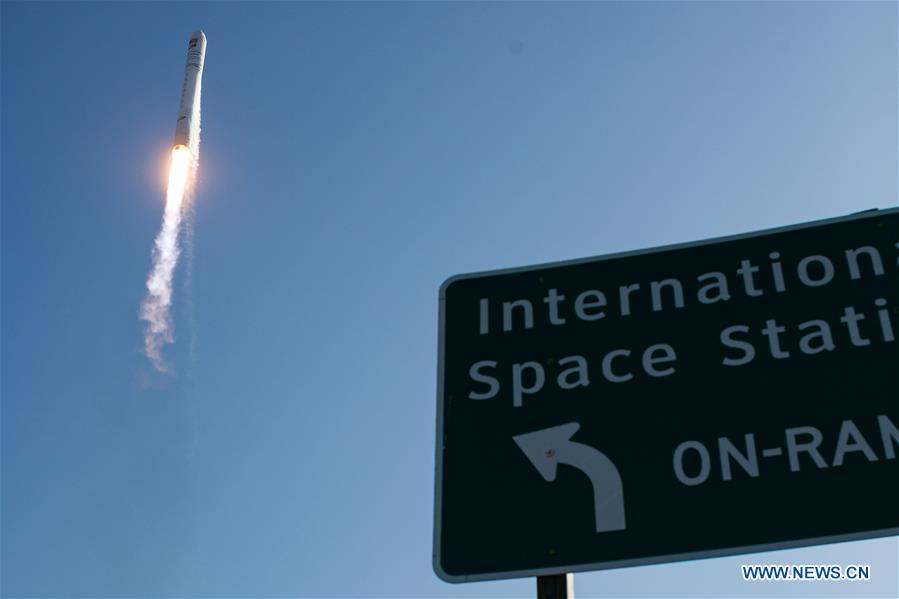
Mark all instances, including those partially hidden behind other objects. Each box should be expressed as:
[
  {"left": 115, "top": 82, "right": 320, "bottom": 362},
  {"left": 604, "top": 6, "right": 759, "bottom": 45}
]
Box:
[{"left": 434, "top": 207, "right": 899, "bottom": 583}]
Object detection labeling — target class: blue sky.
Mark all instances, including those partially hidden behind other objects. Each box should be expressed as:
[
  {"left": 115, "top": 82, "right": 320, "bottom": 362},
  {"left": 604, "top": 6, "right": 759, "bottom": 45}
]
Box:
[{"left": 1, "top": 1, "right": 896, "bottom": 597}]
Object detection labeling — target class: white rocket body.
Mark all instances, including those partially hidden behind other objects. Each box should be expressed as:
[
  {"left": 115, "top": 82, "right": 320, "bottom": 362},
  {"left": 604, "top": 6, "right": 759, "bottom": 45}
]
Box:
[{"left": 173, "top": 30, "right": 207, "bottom": 151}]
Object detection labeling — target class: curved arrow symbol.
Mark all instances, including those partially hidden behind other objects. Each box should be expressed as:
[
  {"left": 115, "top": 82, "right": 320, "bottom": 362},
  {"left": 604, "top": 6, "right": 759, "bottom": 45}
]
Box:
[{"left": 513, "top": 422, "right": 626, "bottom": 533}]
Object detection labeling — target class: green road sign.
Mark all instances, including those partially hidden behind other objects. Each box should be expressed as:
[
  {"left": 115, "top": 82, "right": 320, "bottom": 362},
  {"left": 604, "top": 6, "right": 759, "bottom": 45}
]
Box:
[{"left": 434, "top": 209, "right": 899, "bottom": 582}]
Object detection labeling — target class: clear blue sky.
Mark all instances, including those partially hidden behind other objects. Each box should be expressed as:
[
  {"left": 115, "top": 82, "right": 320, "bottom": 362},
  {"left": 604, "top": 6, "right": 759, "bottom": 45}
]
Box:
[{"left": 2, "top": 1, "right": 896, "bottom": 597}]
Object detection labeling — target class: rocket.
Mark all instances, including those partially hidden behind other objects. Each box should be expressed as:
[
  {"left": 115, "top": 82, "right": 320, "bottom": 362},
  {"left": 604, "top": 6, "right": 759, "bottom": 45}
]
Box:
[{"left": 173, "top": 30, "right": 207, "bottom": 151}]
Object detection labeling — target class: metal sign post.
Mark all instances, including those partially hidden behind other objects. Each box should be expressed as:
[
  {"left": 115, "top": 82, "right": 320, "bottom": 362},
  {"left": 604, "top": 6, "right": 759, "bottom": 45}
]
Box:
[{"left": 537, "top": 574, "right": 573, "bottom": 599}]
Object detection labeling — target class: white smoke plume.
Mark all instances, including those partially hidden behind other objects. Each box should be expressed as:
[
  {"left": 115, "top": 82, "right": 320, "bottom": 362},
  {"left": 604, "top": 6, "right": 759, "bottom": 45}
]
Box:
[
  {"left": 140, "top": 149, "right": 193, "bottom": 372},
  {"left": 140, "top": 83, "right": 201, "bottom": 372}
]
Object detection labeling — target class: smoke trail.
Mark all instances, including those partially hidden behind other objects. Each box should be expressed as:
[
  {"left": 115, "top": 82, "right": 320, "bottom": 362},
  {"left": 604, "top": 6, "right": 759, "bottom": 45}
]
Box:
[{"left": 140, "top": 147, "right": 193, "bottom": 372}]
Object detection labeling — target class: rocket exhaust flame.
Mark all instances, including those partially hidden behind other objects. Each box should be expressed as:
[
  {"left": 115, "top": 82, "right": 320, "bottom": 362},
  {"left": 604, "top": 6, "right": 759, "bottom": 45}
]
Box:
[{"left": 140, "top": 31, "right": 206, "bottom": 372}]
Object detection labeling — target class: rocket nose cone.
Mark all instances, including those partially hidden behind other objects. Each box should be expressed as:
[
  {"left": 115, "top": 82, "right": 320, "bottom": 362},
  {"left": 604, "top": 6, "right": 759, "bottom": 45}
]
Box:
[{"left": 191, "top": 30, "right": 206, "bottom": 44}]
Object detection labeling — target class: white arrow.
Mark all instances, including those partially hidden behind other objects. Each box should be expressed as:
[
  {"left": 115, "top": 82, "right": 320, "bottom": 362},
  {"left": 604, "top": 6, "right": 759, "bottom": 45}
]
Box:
[{"left": 513, "top": 422, "right": 626, "bottom": 533}]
